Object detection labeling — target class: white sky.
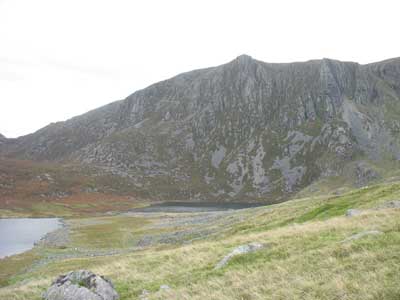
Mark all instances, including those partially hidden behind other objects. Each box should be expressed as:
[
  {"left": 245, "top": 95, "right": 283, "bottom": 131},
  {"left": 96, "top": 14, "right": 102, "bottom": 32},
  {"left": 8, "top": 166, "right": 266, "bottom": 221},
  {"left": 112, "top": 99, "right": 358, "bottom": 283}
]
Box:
[{"left": 1, "top": 0, "right": 399, "bottom": 138}]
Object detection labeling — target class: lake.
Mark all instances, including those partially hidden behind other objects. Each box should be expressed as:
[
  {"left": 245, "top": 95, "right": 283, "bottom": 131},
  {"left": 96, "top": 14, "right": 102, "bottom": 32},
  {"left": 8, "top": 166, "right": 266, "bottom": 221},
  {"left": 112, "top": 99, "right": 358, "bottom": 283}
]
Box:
[
  {"left": 131, "top": 201, "right": 264, "bottom": 213},
  {"left": 0, "top": 218, "right": 61, "bottom": 259}
]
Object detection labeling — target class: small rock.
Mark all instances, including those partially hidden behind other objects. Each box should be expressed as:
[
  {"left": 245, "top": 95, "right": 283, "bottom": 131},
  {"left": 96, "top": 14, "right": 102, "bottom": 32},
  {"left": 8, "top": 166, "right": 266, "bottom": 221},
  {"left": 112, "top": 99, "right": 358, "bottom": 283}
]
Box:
[
  {"left": 160, "top": 284, "right": 171, "bottom": 291},
  {"left": 42, "top": 270, "right": 119, "bottom": 300},
  {"left": 139, "top": 289, "right": 150, "bottom": 300},
  {"left": 215, "top": 242, "right": 265, "bottom": 269},
  {"left": 378, "top": 200, "right": 400, "bottom": 209},
  {"left": 345, "top": 209, "right": 362, "bottom": 217},
  {"left": 342, "top": 230, "right": 383, "bottom": 243}
]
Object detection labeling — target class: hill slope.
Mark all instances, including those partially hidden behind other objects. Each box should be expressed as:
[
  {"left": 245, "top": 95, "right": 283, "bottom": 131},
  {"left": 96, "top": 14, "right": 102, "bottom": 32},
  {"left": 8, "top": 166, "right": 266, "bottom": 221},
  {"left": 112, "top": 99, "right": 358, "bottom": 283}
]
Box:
[
  {"left": 2, "top": 55, "right": 400, "bottom": 202},
  {"left": 0, "top": 180, "right": 399, "bottom": 299}
]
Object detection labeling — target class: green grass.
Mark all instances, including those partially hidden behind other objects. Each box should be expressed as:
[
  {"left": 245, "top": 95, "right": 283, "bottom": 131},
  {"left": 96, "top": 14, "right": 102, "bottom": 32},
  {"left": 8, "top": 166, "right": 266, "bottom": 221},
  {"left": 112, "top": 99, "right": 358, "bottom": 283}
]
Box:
[
  {"left": 296, "top": 201, "right": 352, "bottom": 222},
  {"left": 69, "top": 216, "right": 150, "bottom": 249},
  {"left": 0, "top": 250, "right": 39, "bottom": 287},
  {"left": 1, "top": 181, "right": 400, "bottom": 299}
]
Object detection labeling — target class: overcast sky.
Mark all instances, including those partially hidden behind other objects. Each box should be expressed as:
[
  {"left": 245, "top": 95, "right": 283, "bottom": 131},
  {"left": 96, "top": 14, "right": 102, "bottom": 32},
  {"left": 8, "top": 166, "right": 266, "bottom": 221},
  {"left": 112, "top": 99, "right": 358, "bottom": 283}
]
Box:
[{"left": 1, "top": 0, "right": 399, "bottom": 138}]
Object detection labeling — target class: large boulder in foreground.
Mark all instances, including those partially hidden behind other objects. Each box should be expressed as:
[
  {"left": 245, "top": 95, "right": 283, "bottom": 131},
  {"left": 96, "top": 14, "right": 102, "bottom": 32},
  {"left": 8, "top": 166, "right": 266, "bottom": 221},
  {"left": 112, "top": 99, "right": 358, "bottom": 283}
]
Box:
[{"left": 43, "top": 270, "right": 119, "bottom": 300}]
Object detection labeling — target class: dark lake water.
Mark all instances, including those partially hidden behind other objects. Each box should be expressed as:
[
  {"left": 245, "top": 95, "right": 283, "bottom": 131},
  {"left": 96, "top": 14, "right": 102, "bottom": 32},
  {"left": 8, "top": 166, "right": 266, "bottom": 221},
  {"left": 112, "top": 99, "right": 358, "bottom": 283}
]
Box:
[
  {"left": 132, "top": 201, "right": 264, "bottom": 213},
  {"left": 0, "top": 218, "right": 61, "bottom": 259}
]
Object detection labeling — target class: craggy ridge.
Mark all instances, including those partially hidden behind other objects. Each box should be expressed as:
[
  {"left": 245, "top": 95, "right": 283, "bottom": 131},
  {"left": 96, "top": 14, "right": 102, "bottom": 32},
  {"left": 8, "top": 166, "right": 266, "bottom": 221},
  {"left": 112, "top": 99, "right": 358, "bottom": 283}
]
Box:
[{"left": 1, "top": 56, "right": 400, "bottom": 204}]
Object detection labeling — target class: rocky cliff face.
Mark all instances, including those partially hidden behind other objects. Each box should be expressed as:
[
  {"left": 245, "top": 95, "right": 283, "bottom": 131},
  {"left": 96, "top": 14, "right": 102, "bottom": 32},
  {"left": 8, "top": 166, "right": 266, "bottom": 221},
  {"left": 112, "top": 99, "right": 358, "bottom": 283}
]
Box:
[{"left": 2, "top": 55, "right": 400, "bottom": 202}]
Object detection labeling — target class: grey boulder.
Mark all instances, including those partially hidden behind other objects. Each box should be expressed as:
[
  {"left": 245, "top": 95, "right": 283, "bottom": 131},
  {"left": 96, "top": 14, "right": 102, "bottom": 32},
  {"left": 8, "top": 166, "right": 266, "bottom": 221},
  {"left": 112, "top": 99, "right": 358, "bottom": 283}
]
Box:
[
  {"left": 43, "top": 270, "right": 119, "bottom": 300},
  {"left": 215, "top": 242, "right": 264, "bottom": 269},
  {"left": 345, "top": 209, "right": 362, "bottom": 217},
  {"left": 342, "top": 230, "right": 383, "bottom": 243},
  {"left": 378, "top": 200, "right": 400, "bottom": 209}
]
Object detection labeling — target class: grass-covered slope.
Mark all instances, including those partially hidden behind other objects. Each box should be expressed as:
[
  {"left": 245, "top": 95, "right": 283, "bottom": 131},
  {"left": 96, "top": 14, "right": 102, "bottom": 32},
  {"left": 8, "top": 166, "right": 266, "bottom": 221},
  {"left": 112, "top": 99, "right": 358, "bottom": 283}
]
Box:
[
  {"left": 0, "top": 181, "right": 399, "bottom": 299},
  {"left": 0, "top": 158, "right": 148, "bottom": 217}
]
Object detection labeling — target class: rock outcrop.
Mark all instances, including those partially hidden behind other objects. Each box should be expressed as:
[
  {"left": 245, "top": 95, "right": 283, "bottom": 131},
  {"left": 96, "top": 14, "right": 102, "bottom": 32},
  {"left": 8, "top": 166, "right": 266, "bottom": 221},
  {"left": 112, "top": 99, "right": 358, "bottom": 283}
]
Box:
[
  {"left": 378, "top": 200, "right": 400, "bottom": 209},
  {"left": 43, "top": 270, "right": 119, "bottom": 300},
  {"left": 215, "top": 242, "right": 265, "bottom": 269},
  {"left": 342, "top": 230, "right": 383, "bottom": 243},
  {"left": 355, "top": 162, "right": 380, "bottom": 187}
]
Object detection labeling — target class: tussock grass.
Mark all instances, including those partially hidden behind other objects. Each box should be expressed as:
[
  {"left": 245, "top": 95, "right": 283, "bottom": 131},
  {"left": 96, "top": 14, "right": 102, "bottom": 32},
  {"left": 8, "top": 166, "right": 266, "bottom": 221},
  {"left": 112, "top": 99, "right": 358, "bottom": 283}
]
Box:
[{"left": 1, "top": 182, "right": 400, "bottom": 299}]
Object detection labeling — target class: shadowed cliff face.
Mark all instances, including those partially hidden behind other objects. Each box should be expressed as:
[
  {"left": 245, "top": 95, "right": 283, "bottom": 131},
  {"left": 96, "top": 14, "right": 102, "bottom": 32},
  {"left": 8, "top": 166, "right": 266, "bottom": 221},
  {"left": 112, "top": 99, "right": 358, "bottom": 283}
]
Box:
[
  {"left": 2, "top": 56, "right": 400, "bottom": 202},
  {"left": 0, "top": 134, "right": 7, "bottom": 146}
]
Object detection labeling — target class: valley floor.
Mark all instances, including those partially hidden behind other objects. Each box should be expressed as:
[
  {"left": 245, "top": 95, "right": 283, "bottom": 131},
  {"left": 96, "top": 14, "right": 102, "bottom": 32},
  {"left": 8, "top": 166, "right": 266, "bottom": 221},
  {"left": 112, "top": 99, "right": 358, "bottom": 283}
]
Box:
[{"left": 1, "top": 182, "right": 400, "bottom": 299}]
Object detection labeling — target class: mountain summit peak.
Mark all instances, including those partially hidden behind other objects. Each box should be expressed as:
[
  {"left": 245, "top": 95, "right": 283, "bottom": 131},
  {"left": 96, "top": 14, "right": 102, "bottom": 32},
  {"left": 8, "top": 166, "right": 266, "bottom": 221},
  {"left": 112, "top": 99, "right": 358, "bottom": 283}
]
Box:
[
  {"left": 235, "top": 54, "right": 253, "bottom": 63},
  {"left": 228, "top": 54, "right": 256, "bottom": 71}
]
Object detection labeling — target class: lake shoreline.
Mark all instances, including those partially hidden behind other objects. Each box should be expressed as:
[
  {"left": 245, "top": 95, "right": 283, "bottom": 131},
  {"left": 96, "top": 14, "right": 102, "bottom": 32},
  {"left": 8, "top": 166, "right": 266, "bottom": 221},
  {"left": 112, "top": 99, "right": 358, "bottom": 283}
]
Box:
[
  {"left": 0, "top": 218, "right": 63, "bottom": 259},
  {"left": 34, "top": 219, "right": 69, "bottom": 249},
  {"left": 130, "top": 201, "right": 266, "bottom": 213}
]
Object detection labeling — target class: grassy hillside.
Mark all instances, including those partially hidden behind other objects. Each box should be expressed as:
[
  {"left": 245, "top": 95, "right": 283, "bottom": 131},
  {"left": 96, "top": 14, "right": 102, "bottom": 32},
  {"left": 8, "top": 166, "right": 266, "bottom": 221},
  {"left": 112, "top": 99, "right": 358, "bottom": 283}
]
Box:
[
  {"left": 0, "top": 181, "right": 399, "bottom": 299},
  {"left": 0, "top": 158, "right": 148, "bottom": 217}
]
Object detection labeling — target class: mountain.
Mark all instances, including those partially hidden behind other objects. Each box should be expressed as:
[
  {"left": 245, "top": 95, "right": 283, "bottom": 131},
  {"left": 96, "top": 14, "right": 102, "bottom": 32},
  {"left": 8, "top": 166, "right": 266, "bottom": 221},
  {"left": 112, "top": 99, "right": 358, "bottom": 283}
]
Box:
[
  {"left": 2, "top": 55, "right": 400, "bottom": 203},
  {"left": 0, "top": 134, "right": 5, "bottom": 145}
]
